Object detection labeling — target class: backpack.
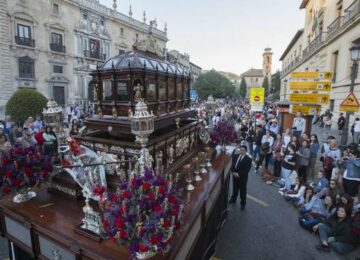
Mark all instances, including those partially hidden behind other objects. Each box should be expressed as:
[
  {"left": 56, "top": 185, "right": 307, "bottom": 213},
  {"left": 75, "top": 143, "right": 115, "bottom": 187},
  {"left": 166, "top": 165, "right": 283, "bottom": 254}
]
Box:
[
  {"left": 260, "top": 142, "right": 270, "bottom": 154},
  {"left": 323, "top": 156, "right": 334, "bottom": 170}
]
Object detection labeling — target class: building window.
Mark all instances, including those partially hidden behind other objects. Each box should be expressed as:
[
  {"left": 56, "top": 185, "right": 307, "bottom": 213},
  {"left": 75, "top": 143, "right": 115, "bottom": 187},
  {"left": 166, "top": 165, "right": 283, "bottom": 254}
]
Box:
[
  {"left": 53, "top": 65, "right": 63, "bottom": 74},
  {"left": 329, "top": 99, "right": 335, "bottom": 112},
  {"left": 136, "top": 34, "right": 139, "bottom": 41},
  {"left": 52, "top": 3, "right": 59, "bottom": 15},
  {"left": 119, "top": 49, "right": 125, "bottom": 55},
  {"left": 19, "top": 56, "right": 34, "bottom": 78},
  {"left": 83, "top": 13, "right": 88, "bottom": 20},
  {"left": 16, "top": 24, "right": 34, "bottom": 47},
  {"left": 100, "top": 19, "right": 104, "bottom": 26},
  {"left": 17, "top": 24, "right": 31, "bottom": 38},
  {"left": 331, "top": 51, "right": 338, "bottom": 83},
  {"left": 50, "top": 32, "right": 64, "bottom": 52},
  {"left": 120, "top": 28, "right": 124, "bottom": 37}
]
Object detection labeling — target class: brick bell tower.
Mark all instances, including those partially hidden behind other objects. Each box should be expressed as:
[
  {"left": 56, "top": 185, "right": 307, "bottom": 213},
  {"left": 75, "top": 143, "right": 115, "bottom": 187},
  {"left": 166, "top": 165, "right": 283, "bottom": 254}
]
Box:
[{"left": 263, "top": 47, "right": 273, "bottom": 90}]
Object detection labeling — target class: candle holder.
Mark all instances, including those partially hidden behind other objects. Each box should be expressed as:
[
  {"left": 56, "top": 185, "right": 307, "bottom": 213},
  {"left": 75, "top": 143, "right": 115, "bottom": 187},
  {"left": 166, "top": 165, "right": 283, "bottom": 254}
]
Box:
[
  {"left": 192, "top": 157, "right": 202, "bottom": 182},
  {"left": 183, "top": 164, "right": 194, "bottom": 191},
  {"left": 205, "top": 146, "right": 213, "bottom": 167},
  {"left": 199, "top": 152, "right": 207, "bottom": 175}
]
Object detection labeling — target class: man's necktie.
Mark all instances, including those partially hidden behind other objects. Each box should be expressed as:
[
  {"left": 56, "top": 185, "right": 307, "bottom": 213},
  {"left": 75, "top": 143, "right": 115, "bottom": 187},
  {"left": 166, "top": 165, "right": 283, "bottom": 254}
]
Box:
[{"left": 235, "top": 155, "right": 243, "bottom": 169}]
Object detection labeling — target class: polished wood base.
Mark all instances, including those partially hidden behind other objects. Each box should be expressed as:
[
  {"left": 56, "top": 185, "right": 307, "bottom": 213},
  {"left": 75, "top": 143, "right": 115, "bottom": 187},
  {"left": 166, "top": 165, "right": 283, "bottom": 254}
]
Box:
[
  {"left": 74, "top": 224, "right": 102, "bottom": 242},
  {"left": 0, "top": 154, "right": 232, "bottom": 260}
]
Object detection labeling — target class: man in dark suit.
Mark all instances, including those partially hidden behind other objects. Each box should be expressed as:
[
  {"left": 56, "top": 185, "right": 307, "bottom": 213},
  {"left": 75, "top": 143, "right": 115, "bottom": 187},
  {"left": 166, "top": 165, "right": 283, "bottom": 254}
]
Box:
[{"left": 229, "top": 145, "right": 253, "bottom": 210}]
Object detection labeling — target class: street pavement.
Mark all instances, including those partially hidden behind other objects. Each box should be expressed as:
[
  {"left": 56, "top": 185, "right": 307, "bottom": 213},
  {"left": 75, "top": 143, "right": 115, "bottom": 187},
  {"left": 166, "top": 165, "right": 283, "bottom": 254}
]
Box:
[
  {"left": 215, "top": 124, "right": 360, "bottom": 260},
  {"left": 215, "top": 166, "right": 360, "bottom": 260}
]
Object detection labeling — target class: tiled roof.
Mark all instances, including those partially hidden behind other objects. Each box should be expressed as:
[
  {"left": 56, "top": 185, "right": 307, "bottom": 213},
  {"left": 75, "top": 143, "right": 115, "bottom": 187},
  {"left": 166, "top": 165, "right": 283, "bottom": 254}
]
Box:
[{"left": 241, "top": 69, "right": 263, "bottom": 77}]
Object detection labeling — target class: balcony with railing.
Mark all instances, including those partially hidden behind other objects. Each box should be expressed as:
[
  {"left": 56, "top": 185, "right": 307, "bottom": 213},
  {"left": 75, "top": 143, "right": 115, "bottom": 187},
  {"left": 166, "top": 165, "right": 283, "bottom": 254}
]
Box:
[
  {"left": 50, "top": 43, "right": 66, "bottom": 53},
  {"left": 83, "top": 50, "right": 106, "bottom": 60},
  {"left": 281, "top": 0, "right": 360, "bottom": 78},
  {"left": 344, "top": 0, "right": 360, "bottom": 24},
  {"left": 327, "top": 16, "right": 343, "bottom": 39},
  {"left": 15, "top": 36, "right": 35, "bottom": 47}
]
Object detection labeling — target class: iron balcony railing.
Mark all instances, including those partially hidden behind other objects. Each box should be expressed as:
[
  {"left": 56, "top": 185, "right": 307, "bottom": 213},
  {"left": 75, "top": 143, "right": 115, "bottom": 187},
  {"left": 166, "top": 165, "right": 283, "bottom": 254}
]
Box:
[
  {"left": 15, "top": 36, "right": 35, "bottom": 47},
  {"left": 343, "top": 0, "right": 360, "bottom": 24},
  {"left": 327, "top": 16, "right": 343, "bottom": 39},
  {"left": 50, "top": 43, "right": 66, "bottom": 53},
  {"left": 83, "top": 50, "right": 106, "bottom": 60}
]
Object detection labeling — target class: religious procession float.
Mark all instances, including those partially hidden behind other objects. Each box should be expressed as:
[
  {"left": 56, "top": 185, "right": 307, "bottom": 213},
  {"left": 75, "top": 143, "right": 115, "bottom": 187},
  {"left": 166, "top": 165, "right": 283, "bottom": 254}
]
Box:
[{"left": 0, "top": 27, "right": 232, "bottom": 260}]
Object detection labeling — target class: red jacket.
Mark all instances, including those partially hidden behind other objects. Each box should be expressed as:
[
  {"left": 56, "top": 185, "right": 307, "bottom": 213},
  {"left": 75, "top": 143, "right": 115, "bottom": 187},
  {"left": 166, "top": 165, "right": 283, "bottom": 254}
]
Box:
[{"left": 34, "top": 131, "right": 45, "bottom": 145}]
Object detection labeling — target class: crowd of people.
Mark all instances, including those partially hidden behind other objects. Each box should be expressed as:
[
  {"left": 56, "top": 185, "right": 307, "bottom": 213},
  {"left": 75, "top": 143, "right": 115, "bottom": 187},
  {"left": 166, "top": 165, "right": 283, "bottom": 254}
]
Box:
[
  {"left": 0, "top": 108, "right": 85, "bottom": 158},
  {"left": 196, "top": 100, "right": 360, "bottom": 255}
]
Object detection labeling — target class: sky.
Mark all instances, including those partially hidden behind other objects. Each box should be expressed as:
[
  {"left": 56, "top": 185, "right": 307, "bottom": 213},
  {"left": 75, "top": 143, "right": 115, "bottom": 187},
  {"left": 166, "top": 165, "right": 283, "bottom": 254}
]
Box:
[{"left": 101, "top": 0, "right": 305, "bottom": 75}]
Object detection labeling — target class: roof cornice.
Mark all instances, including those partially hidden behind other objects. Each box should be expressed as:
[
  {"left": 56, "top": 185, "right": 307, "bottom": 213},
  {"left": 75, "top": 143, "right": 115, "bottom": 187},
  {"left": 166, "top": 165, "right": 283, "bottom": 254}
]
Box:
[
  {"left": 279, "top": 29, "right": 304, "bottom": 61},
  {"left": 300, "top": 0, "right": 309, "bottom": 9}
]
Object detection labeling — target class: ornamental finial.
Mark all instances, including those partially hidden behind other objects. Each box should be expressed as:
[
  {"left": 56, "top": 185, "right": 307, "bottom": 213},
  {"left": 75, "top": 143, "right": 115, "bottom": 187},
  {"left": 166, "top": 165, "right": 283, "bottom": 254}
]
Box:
[
  {"left": 143, "top": 11, "right": 146, "bottom": 23},
  {"left": 112, "top": 0, "right": 117, "bottom": 11},
  {"left": 129, "top": 5, "right": 133, "bottom": 17}
]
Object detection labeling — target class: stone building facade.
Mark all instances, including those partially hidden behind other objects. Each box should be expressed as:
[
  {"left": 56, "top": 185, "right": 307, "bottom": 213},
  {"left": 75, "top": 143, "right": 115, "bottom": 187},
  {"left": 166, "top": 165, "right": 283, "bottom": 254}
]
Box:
[
  {"left": 0, "top": 0, "right": 168, "bottom": 114},
  {"left": 240, "top": 48, "right": 273, "bottom": 98},
  {"left": 280, "top": 0, "right": 360, "bottom": 126}
]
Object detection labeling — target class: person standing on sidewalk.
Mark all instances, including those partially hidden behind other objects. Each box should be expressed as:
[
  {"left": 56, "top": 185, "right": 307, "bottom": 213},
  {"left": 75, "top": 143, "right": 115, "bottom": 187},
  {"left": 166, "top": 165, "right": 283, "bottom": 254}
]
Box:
[
  {"left": 337, "top": 113, "right": 346, "bottom": 136},
  {"left": 229, "top": 145, "right": 252, "bottom": 210},
  {"left": 309, "top": 134, "right": 320, "bottom": 183},
  {"left": 353, "top": 118, "right": 360, "bottom": 143},
  {"left": 292, "top": 112, "right": 306, "bottom": 138},
  {"left": 297, "top": 140, "right": 311, "bottom": 183}
]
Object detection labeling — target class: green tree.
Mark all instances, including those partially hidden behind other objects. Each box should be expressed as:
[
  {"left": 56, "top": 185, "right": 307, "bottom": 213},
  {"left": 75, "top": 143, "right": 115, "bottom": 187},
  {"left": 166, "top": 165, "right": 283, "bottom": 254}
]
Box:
[
  {"left": 239, "top": 78, "right": 247, "bottom": 98},
  {"left": 272, "top": 71, "right": 281, "bottom": 100},
  {"left": 6, "top": 89, "right": 48, "bottom": 124},
  {"left": 194, "top": 69, "right": 237, "bottom": 99},
  {"left": 262, "top": 76, "right": 269, "bottom": 96}
]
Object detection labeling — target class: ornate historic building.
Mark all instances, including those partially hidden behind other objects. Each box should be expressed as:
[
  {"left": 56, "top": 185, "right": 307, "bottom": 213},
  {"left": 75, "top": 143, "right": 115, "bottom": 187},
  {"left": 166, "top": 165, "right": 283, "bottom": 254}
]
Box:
[
  {"left": 0, "top": 0, "right": 168, "bottom": 114},
  {"left": 280, "top": 0, "right": 360, "bottom": 124},
  {"left": 240, "top": 48, "right": 273, "bottom": 98}
]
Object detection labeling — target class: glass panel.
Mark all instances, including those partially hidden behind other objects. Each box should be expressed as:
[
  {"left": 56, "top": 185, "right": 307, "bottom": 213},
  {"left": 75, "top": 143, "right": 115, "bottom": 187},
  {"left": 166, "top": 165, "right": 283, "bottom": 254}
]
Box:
[
  {"left": 159, "top": 80, "right": 166, "bottom": 101},
  {"left": 51, "top": 32, "right": 62, "bottom": 45},
  {"left": 17, "top": 24, "right": 31, "bottom": 38},
  {"left": 146, "top": 82, "right": 156, "bottom": 101},
  {"left": 176, "top": 80, "right": 182, "bottom": 99},
  {"left": 102, "top": 80, "right": 112, "bottom": 101},
  {"left": 168, "top": 80, "right": 175, "bottom": 100},
  {"left": 117, "top": 82, "right": 128, "bottom": 101}
]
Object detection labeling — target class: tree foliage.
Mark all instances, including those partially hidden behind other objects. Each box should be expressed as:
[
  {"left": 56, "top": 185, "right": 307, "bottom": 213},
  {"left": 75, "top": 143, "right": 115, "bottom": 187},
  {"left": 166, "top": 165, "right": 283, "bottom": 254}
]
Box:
[
  {"left": 262, "top": 76, "right": 269, "bottom": 97},
  {"left": 6, "top": 89, "right": 48, "bottom": 124},
  {"left": 194, "top": 70, "right": 237, "bottom": 99},
  {"left": 239, "top": 78, "right": 247, "bottom": 98},
  {"left": 271, "top": 71, "right": 281, "bottom": 100}
]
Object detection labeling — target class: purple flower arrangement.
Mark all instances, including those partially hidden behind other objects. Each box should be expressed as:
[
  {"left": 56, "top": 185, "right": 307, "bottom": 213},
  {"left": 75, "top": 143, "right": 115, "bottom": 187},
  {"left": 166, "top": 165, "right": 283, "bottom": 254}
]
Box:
[
  {"left": 210, "top": 121, "right": 238, "bottom": 145},
  {"left": 96, "top": 167, "right": 184, "bottom": 259},
  {"left": 0, "top": 145, "right": 52, "bottom": 195}
]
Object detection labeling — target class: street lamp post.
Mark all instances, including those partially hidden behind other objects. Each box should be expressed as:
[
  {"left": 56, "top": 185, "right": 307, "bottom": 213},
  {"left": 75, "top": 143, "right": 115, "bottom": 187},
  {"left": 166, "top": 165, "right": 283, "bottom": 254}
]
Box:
[
  {"left": 341, "top": 44, "right": 360, "bottom": 146},
  {"left": 283, "top": 79, "right": 288, "bottom": 101}
]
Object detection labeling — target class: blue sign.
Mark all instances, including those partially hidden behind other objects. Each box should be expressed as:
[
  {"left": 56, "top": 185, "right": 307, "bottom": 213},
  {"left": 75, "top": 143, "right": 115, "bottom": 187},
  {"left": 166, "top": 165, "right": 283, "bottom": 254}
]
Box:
[{"left": 190, "top": 89, "right": 198, "bottom": 101}]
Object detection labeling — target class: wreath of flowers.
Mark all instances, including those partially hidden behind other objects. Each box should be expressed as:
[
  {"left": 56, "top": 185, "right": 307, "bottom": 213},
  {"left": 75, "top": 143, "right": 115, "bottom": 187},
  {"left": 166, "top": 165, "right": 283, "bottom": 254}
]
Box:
[
  {"left": 0, "top": 145, "right": 52, "bottom": 195},
  {"left": 95, "top": 167, "right": 184, "bottom": 258},
  {"left": 210, "top": 120, "right": 238, "bottom": 145}
]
